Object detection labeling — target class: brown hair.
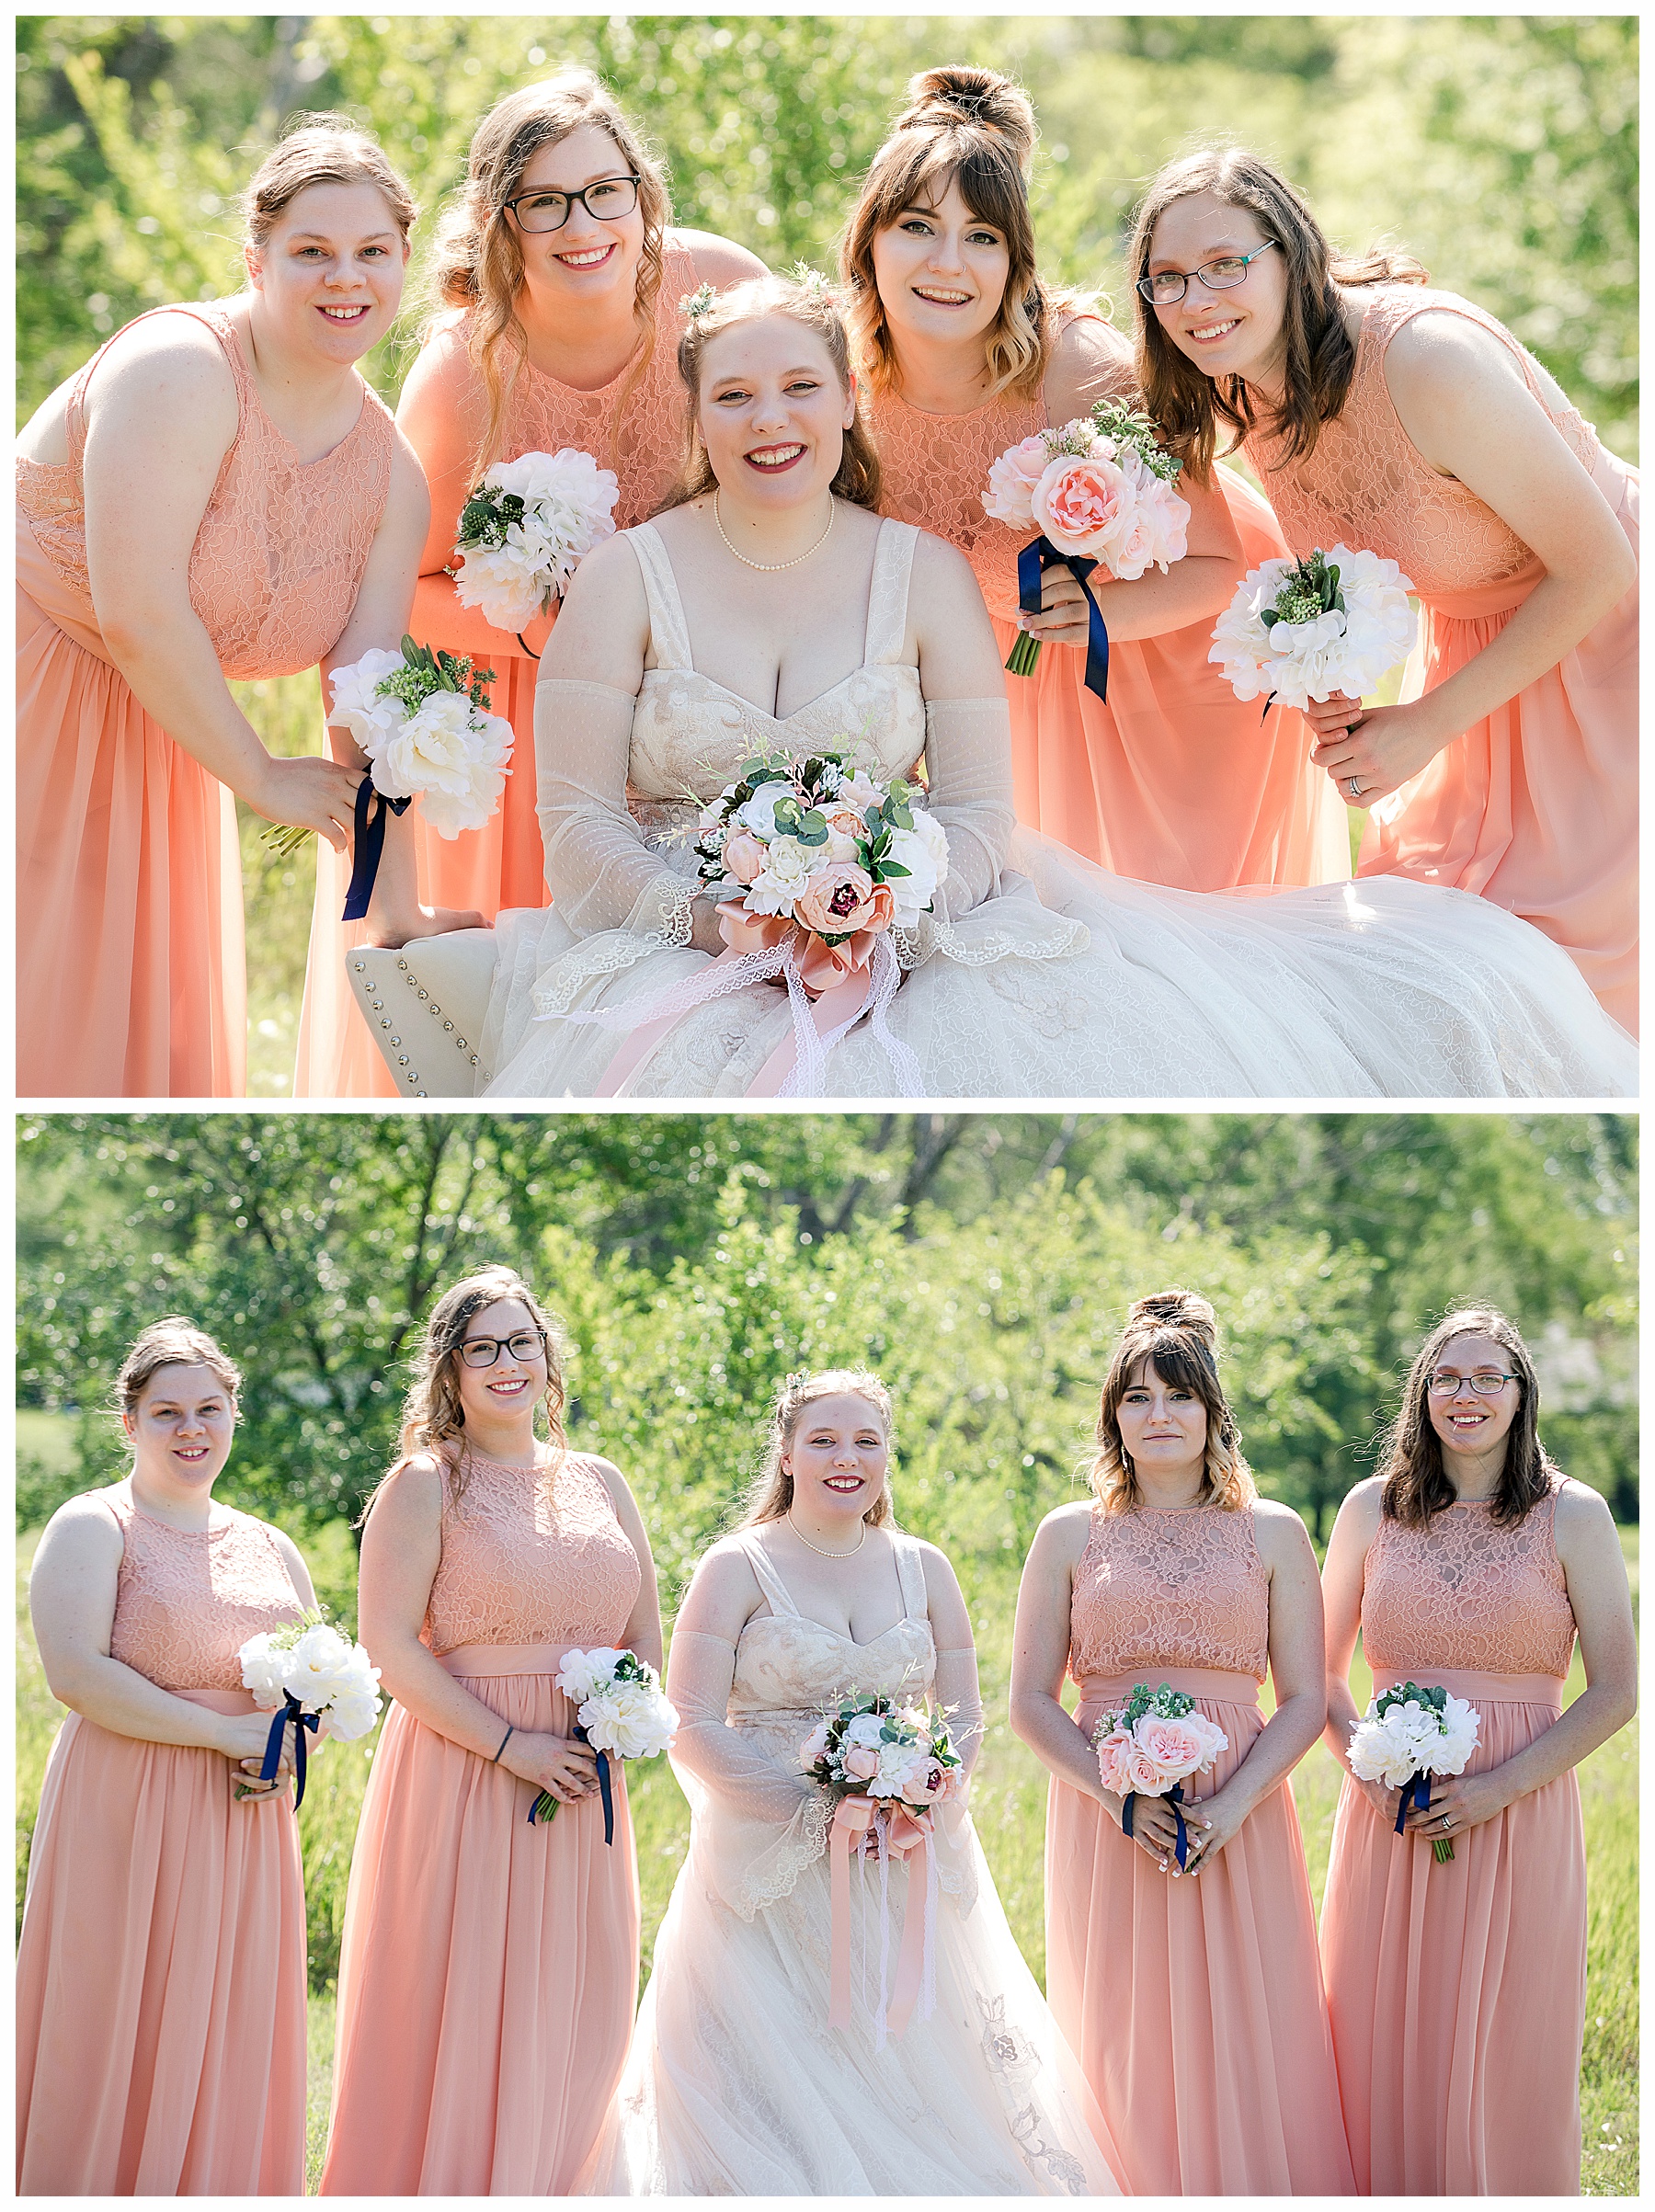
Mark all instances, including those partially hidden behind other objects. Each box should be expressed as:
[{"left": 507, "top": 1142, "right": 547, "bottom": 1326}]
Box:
[
  {"left": 1090, "top": 1290, "right": 1256, "bottom": 1514},
  {"left": 1127, "top": 144, "right": 1427, "bottom": 484},
  {"left": 242, "top": 112, "right": 417, "bottom": 254},
  {"left": 1378, "top": 1306, "right": 1558, "bottom": 1529},
  {"left": 426, "top": 69, "right": 670, "bottom": 473},
  {"left": 739, "top": 1369, "right": 897, "bottom": 1529},
  {"left": 374, "top": 1266, "right": 567, "bottom": 1519},
  {"left": 840, "top": 64, "right": 1067, "bottom": 404},
  {"left": 114, "top": 1319, "right": 242, "bottom": 1422},
  {"left": 663, "top": 274, "right": 883, "bottom": 512}
]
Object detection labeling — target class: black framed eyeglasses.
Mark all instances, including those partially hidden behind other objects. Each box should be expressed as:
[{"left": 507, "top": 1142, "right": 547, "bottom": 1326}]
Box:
[
  {"left": 502, "top": 175, "right": 641, "bottom": 234},
  {"left": 1427, "top": 1370, "right": 1519, "bottom": 1397},
  {"left": 459, "top": 1328, "right": 547, "bottom": 1369},
  {"left": 1137, "top": 238, "right": 1278, "bottom": 307}
]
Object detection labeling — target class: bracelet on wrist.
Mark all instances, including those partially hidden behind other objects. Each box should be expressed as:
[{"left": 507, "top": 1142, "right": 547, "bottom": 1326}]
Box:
[{"left": 492, "top": 1723, "right": 515, "bottom": 1764}]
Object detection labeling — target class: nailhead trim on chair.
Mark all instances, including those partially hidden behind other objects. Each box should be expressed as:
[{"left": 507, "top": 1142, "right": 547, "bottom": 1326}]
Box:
[{"left": 349, "top": 952, "right": 488, "bottom": 1095}]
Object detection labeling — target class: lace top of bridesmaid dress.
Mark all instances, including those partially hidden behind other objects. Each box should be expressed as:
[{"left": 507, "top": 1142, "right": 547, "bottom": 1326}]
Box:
[
  {"left": 866, "top": 382, "right": 1047, "bottom": 622},
  {"left": 104, "top": 1485, "right": 303, "bottom": 1692},
  {"left": 1068, "top": 1501, "right": 1270, "bottom": 1682},
  {"left": 1243, "top": 283, "right": 1602, "bottom": 600},
  {"left": 16, "top": 301, "right": 394, "bottom": 679},
  {"left": 1363, "top": 1483, "right": 1576, "bottom": 1678},
  {"left": 422, "top": 1447, "right": 640, "bottom": 1654}
]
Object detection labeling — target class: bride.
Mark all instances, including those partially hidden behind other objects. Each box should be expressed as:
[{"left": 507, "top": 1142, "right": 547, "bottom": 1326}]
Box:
[
  {"left": 377, "top": 274, "right": 1633, "bottom": 1099},
  {"left": 577, "top": 1370, "right": 1124, "bottom": 2195}
]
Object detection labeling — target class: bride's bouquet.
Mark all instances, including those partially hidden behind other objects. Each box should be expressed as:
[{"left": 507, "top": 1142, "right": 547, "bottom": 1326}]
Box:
[
  {"left": 799, "top": 1693, "right": 966, "bottom": 1811},
  {"left": 451, "top": 447, "right": 620, "bottom": 634},
  {"left": 984, "top": 398, "right": 1191, "bottom": 689},
  {"left": 527, "top": 1647, "right": 679, "bottom": 1843},
  {"left": 1347, "top": 1680, "right": 1480, "bottom": 1862},
  {"left": 238, "top": 1613, "right": 382, "bottom": 1808},
  {"left": 1092, "top": 1682, "right": 1228, "bottom": 1870},
  {"left": 1208, "top": 544, "right": 1418, "bottom": 713}
]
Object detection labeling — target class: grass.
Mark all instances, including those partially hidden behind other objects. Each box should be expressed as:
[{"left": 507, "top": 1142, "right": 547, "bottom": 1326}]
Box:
[
  {"left": 232, "top": 672, "right": 331, "bottom": 1098},
  {"left": 17, "top": 1522, "right": 1638, "bottom": 2195}
]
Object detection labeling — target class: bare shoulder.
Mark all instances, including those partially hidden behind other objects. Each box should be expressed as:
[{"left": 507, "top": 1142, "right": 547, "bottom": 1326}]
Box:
[
  {"left": 84, "top": 309, "right": 240, "bottom": 445},
  {"left": 1552, "top": 1477, "right": 1620, "bottom": 1546},
  {"left": 559, "top": 524, "right": 649, "bottom": 621},
  {"left": 367, "top": 1451, "right": 446, "bottom": 1530},
  {"left": 582, "top": 1451, "right": 638, "bottom": 1507},
  {"left": 907, "top": 1534, "right": 963, "bottom": 1587},
  {"left": 396, "top": 316, "right": 484, "bottom": 413},
  {"left": 1250, "top": 1495, "right": 1313, "bottom": 1558},
  {"left": 685, "top": 1533, "right": 765, "bottom": 1610},
  {"left": 679, "top": 229, "right": 770, "bottom": 290},
  {"left": 909, "top": 522, "right": 985, "bottom": 601},
  {"left": 35, "top": 1486, "right": 127, "bottom": 1566},
  {"left": 384, "top": 429, "right": 433, "bottom": 516},
  {"left": 1381, "top": 304, "right": 1532, "bottom": 408},
  {"left": 1033, "top": 1499, "right": 1093, "bottom": 1566},
  {"left": 1044, "top": 313, "right": 1135, "bottom": 419},
  {"left": 1331, "top": 1476, "right": 1386, "bottom": 1538}
]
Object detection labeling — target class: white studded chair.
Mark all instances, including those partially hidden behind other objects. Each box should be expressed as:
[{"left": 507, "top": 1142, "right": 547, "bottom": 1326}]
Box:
[{"left": 345, "top": 929, "right": 497, "bottom": 1098}]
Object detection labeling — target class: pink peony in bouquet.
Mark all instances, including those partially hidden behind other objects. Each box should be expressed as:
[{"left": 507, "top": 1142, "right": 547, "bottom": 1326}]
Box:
[{"left": 1092, "top": 1682, "right": 1228, "bottom": 1868}]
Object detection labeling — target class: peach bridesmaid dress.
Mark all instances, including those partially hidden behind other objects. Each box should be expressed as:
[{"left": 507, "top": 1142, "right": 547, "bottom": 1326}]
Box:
[
  {"left": 321, "top": 1449, "right": 644, "bottom": 2195},
  {"left": 17, "top": 1487, "right": 308, "bottom": 2195},
  {"left": 868, "top": 364, "right": 1350, "bottom": 890},
  {"left": 1246, "top": 285, "right": 1638, "bottom": 1031},
  {"left": 295, "top": 240, "right": 702, "bottom": 1098},
  {"left": 16, "top": 301, "right": 394, "bottom": 1097},
  {"left": 1319, "top": 1482, "right": 1587, "bottom": 2193},
  {"left": 1044, "top": 1502, "right": 1355, "bottom": 2195}
]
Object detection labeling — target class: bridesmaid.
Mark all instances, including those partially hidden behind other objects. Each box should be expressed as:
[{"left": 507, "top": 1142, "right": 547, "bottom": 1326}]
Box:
[
  {"left": 1010, "top": 1289, "right": 1354, "bottom": 2195},
  {"left": 1318, "top": 1306, "right": 1636, "bottom": 2194},
  {"left": 843, "top": 67, "right": 1348, "bottom": 891},
  {"left": 18, "top": 1321, "right": 315, "bottom": 2194},
  {"left": 17, "top": 115, "right": 436, "bottom": 1097},
  {"left": 296, "top": 67, "right": 767, "bottom": 1095},
  {"left": 1133, "top": 147, "right": 1638, "bottom": 1028},
  {"left": 320, "top": 1266, "right": 663, "bottom": 2195}
]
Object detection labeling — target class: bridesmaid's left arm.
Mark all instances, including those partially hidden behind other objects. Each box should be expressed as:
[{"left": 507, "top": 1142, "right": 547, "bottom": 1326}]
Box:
[
  {"left": 1306, "top": 312, "right": 1637, "bottom": 803},
  {"left": 594, "top": 1458, "right": 666, "bottom": 1676},
  {"left": 1185, "top": 1503, "right": 1328, "bottom": 1876},
  {"left": 1400, "top": 1482, "right": 1636, "bottom": 1838}
]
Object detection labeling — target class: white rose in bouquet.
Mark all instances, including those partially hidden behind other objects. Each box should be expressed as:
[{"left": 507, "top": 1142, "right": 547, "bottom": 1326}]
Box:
[
  {"left": 238, "top": 1632, "right": 291, "bottom": 1708},
  {"left": 326, "top": 646, "right": 409, "bottom": 754},
  {"left": 884, "top": 810, "right": 950, "bottom": 927},
  {"left": 746, "top": 836, "right": 818, "bottom": 915},
  {"left": 372, "top": 690, "right": 513, "bottom": 840},
  {"left": 555, "top": 1647, "right": 632, "bottom": 1705}
]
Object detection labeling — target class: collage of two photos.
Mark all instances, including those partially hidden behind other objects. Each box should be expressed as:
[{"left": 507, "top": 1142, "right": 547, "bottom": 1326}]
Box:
[{"left": 13, "top": 11, "right": 1639, "bottom": 2206}]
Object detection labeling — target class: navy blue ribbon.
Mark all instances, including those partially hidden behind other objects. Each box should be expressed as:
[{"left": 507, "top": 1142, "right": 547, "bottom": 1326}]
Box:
[
  {"left": 340, "top": 776, "right": 412, "bottom": 922},
  {"left": 257, "top": 1692, "right": 319, "bottom": 1808},
  {"left": 526, "top": 1723, "right": 615, "bottom": 1843},
  {"left": 1396, "top": 1769, "right": 1432, "bottom": 1837},
  {"left": 1017, "top": 535, "right": 1110, "bottom": 702},
  {"left": 1121, "top": 1778, "right": 1190, "bottom": 1868}
]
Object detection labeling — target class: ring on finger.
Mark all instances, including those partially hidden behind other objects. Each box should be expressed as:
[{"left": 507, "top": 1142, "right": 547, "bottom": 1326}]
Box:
[{"left": 1346, "top": 775, "right": 1363, "bottom": 802}]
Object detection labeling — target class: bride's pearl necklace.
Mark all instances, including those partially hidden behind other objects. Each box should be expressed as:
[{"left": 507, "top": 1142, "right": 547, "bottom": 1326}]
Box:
[
  {"left": 786, "top": 1507, "right": 866, "bottom": 1556},
  {"left": 714, "top": 490, "right": 835, "bottom": 572}
]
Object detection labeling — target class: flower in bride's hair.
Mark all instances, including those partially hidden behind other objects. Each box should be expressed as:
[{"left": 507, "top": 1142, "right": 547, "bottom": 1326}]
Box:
[{"left": 680, "top": 281, "right": 716, "bottom": 322}]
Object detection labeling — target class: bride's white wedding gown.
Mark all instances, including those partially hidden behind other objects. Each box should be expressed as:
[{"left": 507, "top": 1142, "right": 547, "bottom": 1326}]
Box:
[
  {"left": 577, "top": 1533, "right": 1123, "bottom": 2195},
  {"left": 476, "top": 518, "right": 1634, "bottom": 1099}
]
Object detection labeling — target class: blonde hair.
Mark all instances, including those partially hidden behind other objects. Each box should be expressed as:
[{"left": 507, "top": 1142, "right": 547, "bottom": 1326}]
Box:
[
  {"left": 426, "top": 68, "right": 670, "bottom": 473},
  {"left": 839, "top": 65, "right": 1063, "bottom": 404},
  {"left": 1090, "top": 1290, "right": 1256, "bottom": 1514},
  {"left": 375, "top": 1266, "right": 566, "bottom": 1518},
  {"left": 739, "top": 1369, "right": 897, "bottom": 1529},
  {"left": 660, "top": 273, "right": 883, "bottom": 512},
  {"left": 241, "top": 112, "right": 417, "bottom": 254},
  {"left": 114, "top": 1319, "right": 242, "bottom": 1422}
]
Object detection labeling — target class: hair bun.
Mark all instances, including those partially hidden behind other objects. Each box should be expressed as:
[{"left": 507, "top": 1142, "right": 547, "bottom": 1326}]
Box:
[
  {"left": 901, "top": 65, "right": 1035, "bottom": 164},
  {"left": 1128, "top": 1287, "right": 1218, "bottom": 1344}
]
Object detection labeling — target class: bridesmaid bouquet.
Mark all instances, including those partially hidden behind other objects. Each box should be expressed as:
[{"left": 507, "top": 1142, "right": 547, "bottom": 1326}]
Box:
[
  {"left": 1092, "top": 1682, "right": 1228, "bottom": 1870},
  {"left": 1347, "top": 1680, "right": 1481, "bottom": 1861},
  {"left": 527, "top": 1647, "right": 679, "bottom": 1843},
  {"left": 984, "top": 398, "right": 1191, "bottom": 689},
  {"left": 1208, "top": 544, "right": 1418, "bottom": 713},
  {"left": 451, "top": 446, "right": 620, "bottom": 634},
  {"left": 237, "top": 1613, "right": 382, "bottom": 1808},
  {"left": 799, "top": 1693, "right": 966, "bottom": 1811}
]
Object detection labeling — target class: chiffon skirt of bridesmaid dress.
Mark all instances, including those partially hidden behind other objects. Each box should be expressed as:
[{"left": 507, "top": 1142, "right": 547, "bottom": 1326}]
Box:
[
  {"left": 1044, "top": 1671, "right": 1355, "bottom": 2195},
  {"left": 1319, "top": 1673, "right": 1587, "bottom": 2195},
  {"left": 320, "top": 1651, "right": 640, "bottom": 2195},
  {"left": 1361, "top": 452, "right": 1638, "bottom": 1032},
  {"left": 997, "top": 469, "right": 1352, "bottom": 892},
  {"left": 16, "top": 1705, "right": 306, "bottom": 2195},
  {"left": 17, "top": 586, "right": 247, "bottom": 1097}
]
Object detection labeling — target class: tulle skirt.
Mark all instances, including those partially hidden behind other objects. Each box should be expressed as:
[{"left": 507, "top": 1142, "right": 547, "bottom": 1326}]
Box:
[
  {"left": 16, "top": 1705, "right": 306, "bottom": 2195},
  {"left": 1319, "top": 1670, "right": 1585, "bottom": 2194}
]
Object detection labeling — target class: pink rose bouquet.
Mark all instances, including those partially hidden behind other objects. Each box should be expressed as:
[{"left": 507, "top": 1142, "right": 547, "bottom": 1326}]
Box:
[{"left": 1092, "top": 1682, "right": 1228, "bottom": 1869}]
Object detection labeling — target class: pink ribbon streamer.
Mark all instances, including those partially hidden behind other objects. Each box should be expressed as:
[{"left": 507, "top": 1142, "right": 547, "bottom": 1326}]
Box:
[{"left": 828, "top": 1796, "right": 935, "bottom": 2047}]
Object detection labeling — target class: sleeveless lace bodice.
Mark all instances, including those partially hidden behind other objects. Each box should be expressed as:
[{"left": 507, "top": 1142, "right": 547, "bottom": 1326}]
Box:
[
  {"left": 1244, "top": 285, "right": 1602, "bottom": 603},
  {"left": 725, "top": 1532, "right": 935, "bottom": 1726},
  {"left": 867, "top": 382, "right": 1046, "bottom": 624},
  {"left": 493, "top": 239, "right": 701, "bottom": 528},
  {"left": 1068, "top": 1503, "right": 1270, "bottom": 1682},
  {"left": 102, "top": 1486, "right": 303, "bottom": 1692},
  {"left": 1363, "top": 1487, "right": 1577, "bottom": 1679},
  {"left": 422, "top": 1448, "right": 640, "bottom": 1655},
  {"left": 16, "top": 302, "right": 394, "bottom": 678}
]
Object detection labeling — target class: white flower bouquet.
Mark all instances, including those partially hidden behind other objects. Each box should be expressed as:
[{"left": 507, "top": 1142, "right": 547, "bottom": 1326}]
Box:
[
  {"left": 238, "top": 1612, "right": 382, "bottom": 1807},
  {"left": 451, "top": 446, "right": 620, "bottom": 635},
  {"left": 1347, "top": 1679, "right": 1481, "bottom": 1861},
  {"left": 327, "top": 636, "right": 514, "bottom": 841},
  {"left": 1208, "top": 543, "right": 1418, "bottom": 713},
  {"left": 528, "top": 1647, "right": 679, "bottom": 1841},
  {"left": 1092, "top": 1682, "right": 1229, "bottom": 1869}
]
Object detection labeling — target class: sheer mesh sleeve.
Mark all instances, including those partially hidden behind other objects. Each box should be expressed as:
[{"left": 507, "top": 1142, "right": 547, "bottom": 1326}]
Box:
[
  {"left": 665, "top": 1626, "right": 819, "bottom": 1823},
  {"left": 534, "top": 675, "right": 698, "bottom": 942},
  {"left": 922, "top": 696, "right": 1016, "bottom": 921},
  {"left": 934, "top": 1645, "right": 986, "bottom": 1778}
]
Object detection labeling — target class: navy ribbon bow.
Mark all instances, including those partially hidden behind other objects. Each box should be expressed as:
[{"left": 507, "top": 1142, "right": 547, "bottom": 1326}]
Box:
[
  {"left": 1017, "top": 536, "right": 1110, "bottom": 702},
  {"left": 257, "top": 1692, "right": 320, "bottom": 1808},
  {"left": 1395, "top": 1769, "right": 1432, "bottom": 1836},
  {"left": 527, "top": 1722, "right": 615, "bottom": 1844},
  {"left": 1121, "top": 1778, "right": 1190, "bottom": 1869},
  {"left": 341, "top": 776, "right": 412, "bottom": 922}
]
